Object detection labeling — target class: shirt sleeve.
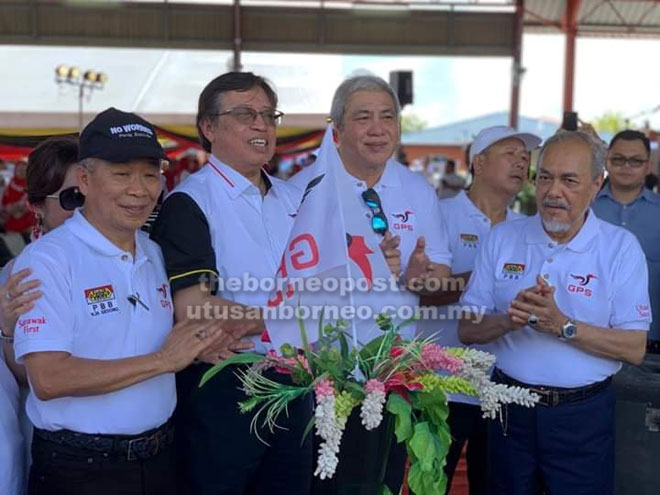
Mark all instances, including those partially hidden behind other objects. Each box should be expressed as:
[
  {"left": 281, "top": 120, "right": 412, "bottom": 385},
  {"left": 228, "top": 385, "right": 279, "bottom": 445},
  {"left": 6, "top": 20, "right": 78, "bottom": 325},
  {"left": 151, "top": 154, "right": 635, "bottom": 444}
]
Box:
[
  {"left": 418, "top": 181, "right": 452, "bottom": 267},
  {"left": 12, "top": 249, "right": 75, "bottom": 363},
  {"left": 150, "top": 192, "right": 218, "bottom": 295},
  {"left": 459, "top": 229, "right": 496, "bottom": 315},
  {"left": 609, "top": 236, "right": 651, "bottom": 330}
]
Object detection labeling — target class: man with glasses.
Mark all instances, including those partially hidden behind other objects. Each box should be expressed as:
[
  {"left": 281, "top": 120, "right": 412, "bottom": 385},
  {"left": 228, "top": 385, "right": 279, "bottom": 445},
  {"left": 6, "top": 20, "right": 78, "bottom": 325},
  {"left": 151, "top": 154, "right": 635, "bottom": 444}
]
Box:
[
  {"left": 593, "top": 130, "right": 660, "bottom": 350},
  {"left": 151, "top": 72, "right": 312, "bottom": 495},
  {"left": 311, "top": 75, "right": 453, "bottom": 495}
]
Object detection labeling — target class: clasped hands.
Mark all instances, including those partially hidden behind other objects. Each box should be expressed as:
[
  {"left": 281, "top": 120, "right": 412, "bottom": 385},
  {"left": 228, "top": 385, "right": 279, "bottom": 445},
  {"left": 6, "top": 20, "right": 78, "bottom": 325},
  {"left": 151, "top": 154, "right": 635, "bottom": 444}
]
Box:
[
  {"left": 379, "top": 232, "right": 434, "bottom": 290},
  {"left": 506, "top": 275, "right": 567, "bottom": 337}
]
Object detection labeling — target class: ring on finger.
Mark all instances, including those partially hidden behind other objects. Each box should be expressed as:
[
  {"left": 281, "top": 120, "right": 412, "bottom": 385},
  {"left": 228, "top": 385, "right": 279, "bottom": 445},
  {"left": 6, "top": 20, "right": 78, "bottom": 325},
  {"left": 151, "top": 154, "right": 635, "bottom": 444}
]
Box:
[
  {"left": 5, "top": 292, "right": 11, "bottom": 301},
  {"left": 527, "top": 314, "right": 539, "bottom": 325},
  {"left": 195, "top": 329, "right": 208, "bottom": 340}
]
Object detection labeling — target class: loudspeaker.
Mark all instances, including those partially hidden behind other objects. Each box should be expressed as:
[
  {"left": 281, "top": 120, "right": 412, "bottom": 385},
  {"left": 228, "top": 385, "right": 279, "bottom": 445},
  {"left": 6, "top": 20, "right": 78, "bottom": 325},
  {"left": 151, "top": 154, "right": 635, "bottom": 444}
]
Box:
[{"left": 389, "top": 71, "right": 413, "bottom": 107}]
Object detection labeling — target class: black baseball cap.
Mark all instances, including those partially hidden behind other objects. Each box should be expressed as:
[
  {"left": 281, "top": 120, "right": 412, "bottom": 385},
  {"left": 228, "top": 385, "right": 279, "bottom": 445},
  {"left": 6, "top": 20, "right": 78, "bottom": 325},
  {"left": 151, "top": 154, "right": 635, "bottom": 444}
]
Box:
[{"left": 78, "top": 107, "right": 168, "bottom": 163}]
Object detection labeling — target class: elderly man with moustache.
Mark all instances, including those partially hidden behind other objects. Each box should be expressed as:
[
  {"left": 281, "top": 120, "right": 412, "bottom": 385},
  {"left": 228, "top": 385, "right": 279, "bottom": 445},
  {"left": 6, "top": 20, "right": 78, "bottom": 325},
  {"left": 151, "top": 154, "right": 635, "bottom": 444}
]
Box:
[{"left": 459, "top": 131, "right": 649, "bottom": 495}]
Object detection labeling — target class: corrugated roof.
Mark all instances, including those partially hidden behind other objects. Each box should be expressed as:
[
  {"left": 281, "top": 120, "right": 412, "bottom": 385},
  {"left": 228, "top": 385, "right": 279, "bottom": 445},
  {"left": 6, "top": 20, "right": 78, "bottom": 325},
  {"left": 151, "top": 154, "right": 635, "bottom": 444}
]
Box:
[
  {"left": 401, "top": 111, "right": 614, "bottom": 145},
  {"left": 525, "top": 0, "right": 660, "bottom": 36}
]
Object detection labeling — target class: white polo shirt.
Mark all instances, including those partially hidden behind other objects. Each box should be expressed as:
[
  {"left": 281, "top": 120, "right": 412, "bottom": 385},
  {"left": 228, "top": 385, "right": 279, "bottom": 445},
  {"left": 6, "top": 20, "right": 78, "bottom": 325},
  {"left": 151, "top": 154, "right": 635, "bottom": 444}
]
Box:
[
  {"left": 170, "top": 156, "right": 300, "bottom": 354},
  {"left": 461, "top": 210, "right": 651, "bottom": 388},
  {"left": 13, "top": 210, "right": 175, "bottom": 434},
  {"left": 335, "top": 160, "right": 452, "bottom": 340},
  {"left": 417, "top": 190, "right": 521, "bottom": 404}
]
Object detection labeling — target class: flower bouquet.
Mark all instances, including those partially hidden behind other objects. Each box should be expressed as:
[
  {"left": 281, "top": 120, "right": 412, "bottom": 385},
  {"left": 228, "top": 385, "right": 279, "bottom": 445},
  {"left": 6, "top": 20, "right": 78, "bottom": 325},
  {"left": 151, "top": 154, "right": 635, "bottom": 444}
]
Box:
[{"left": 200, "top": 315, "right": 538, "bottom": 495}]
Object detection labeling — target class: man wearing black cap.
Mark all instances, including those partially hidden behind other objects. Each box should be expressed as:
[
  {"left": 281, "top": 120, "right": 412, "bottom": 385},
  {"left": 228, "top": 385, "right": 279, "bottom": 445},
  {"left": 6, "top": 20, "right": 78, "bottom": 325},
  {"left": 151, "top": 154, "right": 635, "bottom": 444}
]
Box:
[{"left": 11, "top": 108, "right": 224, "bottom": 495}]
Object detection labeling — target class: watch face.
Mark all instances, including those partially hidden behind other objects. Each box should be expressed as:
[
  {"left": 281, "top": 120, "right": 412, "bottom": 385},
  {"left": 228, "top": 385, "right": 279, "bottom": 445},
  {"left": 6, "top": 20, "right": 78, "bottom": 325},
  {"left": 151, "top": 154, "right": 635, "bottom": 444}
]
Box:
[{"left": 563, "top": 322, "right": 577, "bottom": 339}]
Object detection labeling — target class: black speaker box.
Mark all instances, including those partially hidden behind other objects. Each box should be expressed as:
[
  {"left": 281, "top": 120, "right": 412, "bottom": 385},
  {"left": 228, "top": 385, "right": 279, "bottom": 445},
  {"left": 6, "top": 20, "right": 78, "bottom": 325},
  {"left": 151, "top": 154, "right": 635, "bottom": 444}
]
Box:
[
  {"left": 614, "top": 354, "right": 660, "bottom": 495},
  {"left": 389, "top": 71, "right": 413, "bottom": 107}
]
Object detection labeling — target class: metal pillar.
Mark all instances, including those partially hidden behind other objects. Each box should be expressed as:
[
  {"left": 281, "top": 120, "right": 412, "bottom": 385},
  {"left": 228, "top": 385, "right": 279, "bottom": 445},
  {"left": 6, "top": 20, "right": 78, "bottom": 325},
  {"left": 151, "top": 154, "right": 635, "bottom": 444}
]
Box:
[
  {"left": 562, "top": 0, "right": 581, "bottom": 113},
  {"left": 233, "top": 0, "right": 242, "bottom": 71},
  {"left": 508, "top": 0, "right": 524, "bottom": 129}
]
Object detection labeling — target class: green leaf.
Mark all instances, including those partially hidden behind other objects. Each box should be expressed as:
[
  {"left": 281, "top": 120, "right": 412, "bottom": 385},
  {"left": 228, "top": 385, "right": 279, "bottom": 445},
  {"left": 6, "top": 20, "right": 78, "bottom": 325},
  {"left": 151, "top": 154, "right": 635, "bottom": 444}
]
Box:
[
  {"left": 411, "top": 390, "right": 449, "bottom": 427},
  {"left": 198, "top": 353, "right": 266, "bottom": 387},
  {"left": 338, "top": 330, "right": 349, "bottom": 361},
  {"left": 343, "top": 381, "right": 367, "bottom": 400},
  {"left": 300, "top": 415, "right": 316, "bottom": 446},
  {"left": 359, "top": 335, "right": 386, "bottom": 361},
  {"left": 385, "top": 393, "right": 413, "bottom": 443},
  {"left": 409, "top": 422, "right": 437, "bottom": 472},
  {"left": 381, "top": 485, "right": 393, "bottom": 495}
]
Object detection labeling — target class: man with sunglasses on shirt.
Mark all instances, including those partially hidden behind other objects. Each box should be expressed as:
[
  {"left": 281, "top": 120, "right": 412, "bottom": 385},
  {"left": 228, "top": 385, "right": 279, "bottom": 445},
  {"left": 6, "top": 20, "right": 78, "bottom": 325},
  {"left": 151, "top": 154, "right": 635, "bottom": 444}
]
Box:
[
  {"left": 310, "top": 75, "right": 453, "bottom": 495},
  {"left": 593, "top": 130, "right": 660, "bottom": 352},
  {"left": 151, "top": 72, "right": 313, "bottom": 495}
]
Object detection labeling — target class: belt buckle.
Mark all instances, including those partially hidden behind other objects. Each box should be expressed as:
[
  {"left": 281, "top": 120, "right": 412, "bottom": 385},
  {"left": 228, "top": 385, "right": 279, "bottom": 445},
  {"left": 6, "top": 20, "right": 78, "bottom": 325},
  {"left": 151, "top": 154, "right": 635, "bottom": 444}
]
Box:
[{"left": 531, "top": 387, "right": 560, "bottom": 407}]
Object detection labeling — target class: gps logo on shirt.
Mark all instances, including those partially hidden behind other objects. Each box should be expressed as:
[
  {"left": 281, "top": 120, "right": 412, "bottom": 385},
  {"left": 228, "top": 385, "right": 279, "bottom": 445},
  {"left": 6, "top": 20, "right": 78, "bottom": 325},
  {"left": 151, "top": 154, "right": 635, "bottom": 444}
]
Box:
[
  {"left": 84, "top": 284, "right": 120, "bottom": 317},
  {"left": 502, "top": 263, "right": 525, "bottom": 280},
  {"left": 567, "top": 273, "right": 597, "bottom": 298},
  {"left": 157, "top": 283, "right": 172, "bottom": 309},
  {"left": 391, "top": 210, "right": 414, "bottom": 231},
  {"left": 460, "top": 233, "right": 479, "bottom": 249}
]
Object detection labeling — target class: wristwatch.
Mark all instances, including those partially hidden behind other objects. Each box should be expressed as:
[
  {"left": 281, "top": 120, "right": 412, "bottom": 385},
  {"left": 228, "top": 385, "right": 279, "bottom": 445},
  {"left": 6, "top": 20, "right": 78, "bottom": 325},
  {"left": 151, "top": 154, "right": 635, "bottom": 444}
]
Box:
[
  {"left": 0, "top": 327, "right": 13, "bottom": 343},
  {"left": 559, "top": 319, "right": 578, "bottom": 340}
]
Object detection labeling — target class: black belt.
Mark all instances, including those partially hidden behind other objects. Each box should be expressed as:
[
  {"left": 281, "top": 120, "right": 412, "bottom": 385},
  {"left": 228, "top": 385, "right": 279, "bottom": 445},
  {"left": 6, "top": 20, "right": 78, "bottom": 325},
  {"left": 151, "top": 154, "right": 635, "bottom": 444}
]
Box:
[
  {"left": 34, "top": 420, "right": 174, "bottom": 461},
  {"left": 647, "top": 339, "right": 660, "bottom": 355},
  {"left": 493, "top": 368, "right": 612, "bottom": 407}
]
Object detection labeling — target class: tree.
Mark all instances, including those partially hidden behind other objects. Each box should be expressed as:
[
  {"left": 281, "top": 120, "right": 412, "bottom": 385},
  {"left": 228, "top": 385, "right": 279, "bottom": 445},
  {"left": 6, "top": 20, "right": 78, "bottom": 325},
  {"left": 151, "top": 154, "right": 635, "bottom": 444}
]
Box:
[
  {"left": 592, "top": 111, "right": 626, "bottom": 134},
  {"left": 401, "top": 113, "right": 427, "bottom": 134}
]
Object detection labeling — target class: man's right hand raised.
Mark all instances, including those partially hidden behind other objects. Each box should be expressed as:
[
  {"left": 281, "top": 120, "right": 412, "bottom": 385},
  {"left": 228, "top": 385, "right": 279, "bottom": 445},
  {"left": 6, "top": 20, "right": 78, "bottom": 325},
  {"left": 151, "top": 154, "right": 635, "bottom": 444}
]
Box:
[{"left": 156, "top": 319, "right": 227, "bottom": 373}]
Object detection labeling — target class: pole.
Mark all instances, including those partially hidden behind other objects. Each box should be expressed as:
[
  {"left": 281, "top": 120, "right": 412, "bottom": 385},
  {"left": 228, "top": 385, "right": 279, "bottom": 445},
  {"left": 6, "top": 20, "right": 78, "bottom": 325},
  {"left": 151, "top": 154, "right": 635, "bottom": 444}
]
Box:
[
  {"left": 233, "top": 0, "right": 242, "bottom": 71},
  {"left": 508, "top": 0, "right": 524, "bottom": 129},
  {"left": 78, "top": 83, "right": 84, "bottom": 132},
  {"left": 562, "top": 0, "right": 581, "bottom": 113}
]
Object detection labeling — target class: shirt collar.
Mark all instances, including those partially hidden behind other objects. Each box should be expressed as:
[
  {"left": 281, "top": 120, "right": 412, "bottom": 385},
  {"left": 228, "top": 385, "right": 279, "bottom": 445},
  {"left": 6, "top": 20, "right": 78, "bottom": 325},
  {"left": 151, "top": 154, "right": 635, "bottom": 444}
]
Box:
[
  {"left": 337, "top": 158, "right": 402, "bottom": 191},
  {"left": 65, "top": 209, "right": 149, "bottom": 263},
  {"left": 597, "top": 183, "right": 659, "bottom": 205},
  {"left": 207, "top": 155, "right": 274, "bottom": 200},
  {"left": 458, "top": 190, "right": 517, "bottom": 221},
  {"left": 525, "top": 209, "right": 599, "bottom": 252}
]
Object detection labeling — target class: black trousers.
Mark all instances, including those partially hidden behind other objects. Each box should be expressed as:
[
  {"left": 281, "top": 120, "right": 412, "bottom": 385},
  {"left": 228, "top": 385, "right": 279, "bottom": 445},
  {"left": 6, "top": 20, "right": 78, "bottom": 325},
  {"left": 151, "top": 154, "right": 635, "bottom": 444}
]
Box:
[
  {"left": 28, "top": 434, "right": 176, "bottom": 495},
  {"left": 443, "top": 402, "right": 488, "bottom": 495},
  {"left": 311, "top": 407, "right": 407, "bottom": 495},
  {"left": 175, "top": 363, "right": 313, "bottom": 495}
]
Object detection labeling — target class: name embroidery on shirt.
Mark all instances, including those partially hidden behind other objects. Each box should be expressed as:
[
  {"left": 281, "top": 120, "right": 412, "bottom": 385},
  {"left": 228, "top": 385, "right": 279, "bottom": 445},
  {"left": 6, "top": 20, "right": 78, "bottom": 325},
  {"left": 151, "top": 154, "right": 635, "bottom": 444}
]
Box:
[
  {"left": 501, "top": 263, "right": 525, "bottom": 280},
  {"left": 459, "top": 233, "right": 479, "bottom": 248},
  {"left": 84, "top": 284, "right": 120, "bottom": 317},
  {"left": 18, "top": 316, "right": 46, "bottom": 334},
  {"left": 567, "top": 273, "right": 597, "bottom": 298},
  {"left": 391, "top": 210, "right": 414, "bottom": 232}
]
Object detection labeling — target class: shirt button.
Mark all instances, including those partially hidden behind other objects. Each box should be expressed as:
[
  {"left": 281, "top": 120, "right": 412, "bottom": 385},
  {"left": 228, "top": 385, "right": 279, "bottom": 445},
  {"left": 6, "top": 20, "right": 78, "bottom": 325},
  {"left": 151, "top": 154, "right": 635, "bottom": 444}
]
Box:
[
  {"left": 543, "top": 274, "right": 550, "bottom": 279},
  {"left": 365, "top": 213, "right": 371, "bottom": 218},
  {"left": 357, "top": 182, "right": 363, "bottom": 187},
  {"left": 622, "top": 221, "right": 627, "bottom": 226},
  {"left": 548, "top": 243, "right": 554, "bottom": 248},
  {"left": 547, "top": 258, "right": 553, "bottom": 263},
  {"left": 121, "top": 255, "right": 129, "bottom": 261}
]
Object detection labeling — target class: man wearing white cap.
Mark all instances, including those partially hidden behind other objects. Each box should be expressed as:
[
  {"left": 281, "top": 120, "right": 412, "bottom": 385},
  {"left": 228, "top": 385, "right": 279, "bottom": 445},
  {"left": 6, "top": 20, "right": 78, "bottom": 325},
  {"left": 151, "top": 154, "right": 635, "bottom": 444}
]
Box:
[{"left": 419, "top": 125, "right": 541, "bottom": 494}]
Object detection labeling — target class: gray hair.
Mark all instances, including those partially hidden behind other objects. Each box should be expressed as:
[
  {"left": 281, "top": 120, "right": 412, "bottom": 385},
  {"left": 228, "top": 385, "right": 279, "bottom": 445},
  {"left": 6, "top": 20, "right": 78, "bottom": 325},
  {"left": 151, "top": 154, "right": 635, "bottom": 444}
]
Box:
[
  {"left": 79, "top": 157, "right": 102, "bottom": 172},
  {"left": 538, "top": 131, "right": 606, "bottom": 181},
  {"left": 330, "top": 75, "right": 401, "bottom": 129}
]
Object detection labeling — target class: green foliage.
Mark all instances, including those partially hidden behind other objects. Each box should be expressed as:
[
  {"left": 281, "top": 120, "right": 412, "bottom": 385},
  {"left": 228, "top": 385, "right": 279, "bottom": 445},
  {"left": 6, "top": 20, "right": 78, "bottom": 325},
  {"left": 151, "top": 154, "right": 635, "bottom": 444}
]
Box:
[
  {"left": 198, "top": 352, "right": 266, "bottom": 388},
  {"left": 386, "top": 393, "right": 413, "bottom": 443},
  {"left": 402, "top": 113, "right": 428, "bottom": 134},
  {"left": 592, "top": 111, "right": 626, "bottom": 134}
]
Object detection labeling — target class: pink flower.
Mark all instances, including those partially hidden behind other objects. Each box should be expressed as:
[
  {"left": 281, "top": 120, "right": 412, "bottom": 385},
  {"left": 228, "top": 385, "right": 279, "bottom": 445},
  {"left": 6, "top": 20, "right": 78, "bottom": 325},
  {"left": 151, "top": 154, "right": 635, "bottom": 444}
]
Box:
[
  {"left": 421, "top": 344, "right": 463, "bottom": 373},
  {"left": 365, "top": 379, "right": 385, "bottom": 394},
  {"left": 264, "top": 350, "right": 312, "bottom": 375},
  {"left": 315, "top": 379, "right": 335, "bottom": 398},
  {"left": 390, "top": 346, "right": 405, "bottom": 359}
]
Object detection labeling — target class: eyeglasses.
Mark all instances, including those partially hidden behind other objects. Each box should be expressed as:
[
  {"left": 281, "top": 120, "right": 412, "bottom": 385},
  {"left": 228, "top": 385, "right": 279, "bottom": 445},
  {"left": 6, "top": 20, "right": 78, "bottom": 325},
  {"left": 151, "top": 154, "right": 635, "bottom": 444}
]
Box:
[
  {"left": 212, "top": 107, "right": 284, "bottom": 127},
  {"left": 609, "top": 155, "right": 648, "bottom": 168},
  {"left": 46, "top": 186, "right": 85, "bottom": 211},
  {"left": 361, "top": 188, "right": 388, "bottom": 236}
]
